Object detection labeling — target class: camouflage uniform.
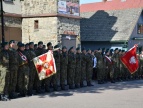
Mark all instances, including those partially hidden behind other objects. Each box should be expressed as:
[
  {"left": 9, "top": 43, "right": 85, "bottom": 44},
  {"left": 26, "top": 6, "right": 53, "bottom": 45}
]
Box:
[
  {"left": 26, "top": 48, "right": 37, "bottom": 95},
  {"left": 51, "top": 50, "right": 61, "bottom": 90},
  {"left": 80, "top": 53, "right": 87, "bottom": 86},
  {"left": 139, "top": 54, "right": 143, "bottom": 78},
  {"left": 86, "top": 52, "right": 94, "bottom": 85},
  {"left": 96, "top": 52, "right": 105, "bottom": 84},
  {"left": 75, "top": 52, "right": 81, "bottom": 87},
  {"left": 0, "top": 49, "right": 10, "bottom": 96},
  {"left": 68, "top": 52, "right": 76, "bottom": 89},
  {"left": 17, "top": 49, "right": 29, "bottom": 96},
  {"left": 60, "top": 52, "right": 68, "bottom": 90},
  {"left": 8, "top": 48, "right": 19, "bottom": 96}
]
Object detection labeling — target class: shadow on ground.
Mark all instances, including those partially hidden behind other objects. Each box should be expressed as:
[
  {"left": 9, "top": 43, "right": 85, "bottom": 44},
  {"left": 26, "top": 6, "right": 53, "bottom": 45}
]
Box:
[{"left": 37, "top": 80, "right": 143, "bottom": 98}]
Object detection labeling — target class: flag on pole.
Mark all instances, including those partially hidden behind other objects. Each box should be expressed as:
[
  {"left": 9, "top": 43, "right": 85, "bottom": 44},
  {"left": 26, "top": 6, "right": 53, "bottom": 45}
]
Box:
[
  {"left": 120, "top": 45, "right": 139, "bottom": 74},
  {"left": 33, "top": 50, "right": 56, "bottom": 80}
]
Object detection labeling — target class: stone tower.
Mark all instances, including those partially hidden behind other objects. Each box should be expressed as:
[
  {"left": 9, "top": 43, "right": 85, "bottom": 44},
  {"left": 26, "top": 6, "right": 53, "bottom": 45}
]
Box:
[{"left": 22, "top": 0, "right": 80, "bottom": 49}]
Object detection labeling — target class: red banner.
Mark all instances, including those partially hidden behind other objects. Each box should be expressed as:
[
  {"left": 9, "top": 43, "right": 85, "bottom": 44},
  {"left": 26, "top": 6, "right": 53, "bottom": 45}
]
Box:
[
  {"left": 120, "top": 45, "right": 139, "bottom": 74},
  {"left": 33, "top": 50, "right": 56, "bottom": 80}
]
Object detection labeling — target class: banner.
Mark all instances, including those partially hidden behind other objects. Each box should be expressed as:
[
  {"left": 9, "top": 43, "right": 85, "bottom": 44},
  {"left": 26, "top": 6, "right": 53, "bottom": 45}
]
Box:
[
  {"left": 58, "top": 0, "right": 79, "bottom": 16},
  {"left": 33, "top": 50, "right": 56, "bottom": 80},
  {"left": 120, "top": 45, "right": 139, "bottom": 74}
]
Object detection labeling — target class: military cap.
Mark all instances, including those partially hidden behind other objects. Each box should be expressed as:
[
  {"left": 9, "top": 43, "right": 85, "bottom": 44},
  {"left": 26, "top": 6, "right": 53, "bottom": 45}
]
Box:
[
  {"left": 62, "top": 46, "right": 67, "bottom": 49},
  {"left": 38, "top": 41, "right": 43, "bottom": 45},
  {"left": 47, "top": 42, "right": 52, "bottom": 47},
  {"left": 9, "top": 40, "right": 15, "bottom": 44},
  {"left": 25, "top": 43, "right": 29, "bottom": 47},
  {"left": 119, "top": 49, "right": 122, "bottom": 52},
  {"left": 54, "top": 45, "right": 59, "bottom": 49},
  {"left": 122, "top": 50, "right": 125, "bottom": 53},
  {"left": 17, "top": 41, "right": 22, "bottom": 47},
  {"left": 76, "top": 47, "right": 80, "bottom": 50},
  {"left": 98, "top": 48, "right": 102, "bottom": 51},
  {"left": 102, "top": 48, "right": 106, "bottom": 50},
  {"left": 105, "top": 50, "right": 109, "bottom": 54},
  {"left": 2, "top": 42, "right": 8, "bottom": 47},
  {"left": 29, "top": 42, "right": 34, "bottom": 45},
  {"left": 87, "top": 48, "right": 91, "bottom": 52},
  {"left": 68, "top": 46, "right": 74, "bottom": 52},
  {"left": 34, "top": 44, "right": 37, "bottom": 47},
  {"left": 82, "top": 47, "right": 86, "bottom": 51},
  {"left": 18, "top": 43, "right": 25, "bottom": 47},
  {"left": 114, "top": 48, "right": 118, "bottom": 51}
]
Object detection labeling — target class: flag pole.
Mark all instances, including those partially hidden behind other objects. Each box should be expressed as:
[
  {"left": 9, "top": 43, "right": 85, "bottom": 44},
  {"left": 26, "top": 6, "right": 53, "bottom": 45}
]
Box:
[{"left": 0, "top": 0, "right": 5, "bottom": 44}]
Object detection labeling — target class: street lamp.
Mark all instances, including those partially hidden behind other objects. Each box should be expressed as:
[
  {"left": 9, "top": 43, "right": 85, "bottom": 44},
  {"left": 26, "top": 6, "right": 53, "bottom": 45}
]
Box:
[{"left": 0, "top": 0, "right": 5, "bottom": 44}]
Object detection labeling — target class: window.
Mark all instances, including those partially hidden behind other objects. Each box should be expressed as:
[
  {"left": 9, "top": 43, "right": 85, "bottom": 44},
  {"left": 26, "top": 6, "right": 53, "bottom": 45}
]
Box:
[
  {"left": 34, "top": 20, "right": 39, "bottom": 29},
  {"left": 137, "top": 24, "right": 143, "bottom": 34}
]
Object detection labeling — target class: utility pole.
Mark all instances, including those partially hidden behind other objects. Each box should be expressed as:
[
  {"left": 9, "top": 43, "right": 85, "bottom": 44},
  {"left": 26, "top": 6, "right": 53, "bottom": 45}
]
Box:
[{"left": 0, "top": 0, "right": 5, "bottom": 44}]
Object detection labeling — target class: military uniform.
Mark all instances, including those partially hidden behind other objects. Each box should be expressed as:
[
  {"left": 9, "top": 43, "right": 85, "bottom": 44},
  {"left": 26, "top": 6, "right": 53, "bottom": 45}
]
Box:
[
  {"left": 75, "top": 48, "right": 81, "bottom": 88},
  {"left": 26, "top": 43, "right": 37, "bottom": 95},
  {"left": 139, "top": 53, "right": 143, "bottom": 78},
  {"left": 0, "top": 45, "right": 10, "bottom": 100},
  {"left": 68, "top": 47, "right": 76, "bottom": 89},
  {"left": 60, "top": 47, "right": 68, "bottom": 90},
  {"left": 17, "top": 44, "right": 29, "bottom": 96}
]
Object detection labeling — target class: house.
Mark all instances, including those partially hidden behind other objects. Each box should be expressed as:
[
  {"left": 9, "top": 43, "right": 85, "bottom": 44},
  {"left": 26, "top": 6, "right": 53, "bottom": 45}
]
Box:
[
  {"left": 0, "top": 0, "right": 81, "bottom": 49},
  {"left": 80, "top": 0, "right": 143, "bottom": 51}
]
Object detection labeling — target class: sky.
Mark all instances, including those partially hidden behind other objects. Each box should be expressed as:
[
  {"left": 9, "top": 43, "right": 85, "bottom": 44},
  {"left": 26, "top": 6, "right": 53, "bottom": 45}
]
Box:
[{"left": 80, "top": 0, "right": 102, "bottom": 4}]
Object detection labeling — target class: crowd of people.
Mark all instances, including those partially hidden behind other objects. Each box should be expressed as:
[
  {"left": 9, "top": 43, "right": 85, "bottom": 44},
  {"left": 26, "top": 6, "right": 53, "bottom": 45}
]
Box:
[{"left": 0, "top": 40, "right": 143, "bottom": 101}]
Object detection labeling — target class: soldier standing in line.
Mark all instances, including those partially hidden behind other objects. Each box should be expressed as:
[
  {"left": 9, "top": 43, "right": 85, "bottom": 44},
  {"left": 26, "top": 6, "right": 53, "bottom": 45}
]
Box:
[
  {"left": 60, "top": 46, "right": 69, "bottom": 90},
  {"left": 75, "top": 47, "right": 81, "bottom": 88},
  {"left": 51, "top": 45, "right": 61, "bottom": 91},
  {"left": 8, "top": 40, "right": 19, "bottom": 99},
  {"left": 80, "top": 47, "right": 87, "bottom": 87},
  {"left": 0, "top": 42, "right": 10, "bottom": 101},
  {"left": 96, "top": 48, "right": 105, "bottom": 84},
  {"left": 44, "top": 42, "right": 54, "bottom": 92},
  {"left": 68, "top": 47, "right": 76, "bottom": 89},
  {"left": 35, "top": 41, "right": 45, "bottom": 93},
  {"left": 86, "top": 49, "right": 94, "bottom": 86},
  {"left": 139, "top": 51, "right": 143, "bottom": 79},
  {"left": 34, "top": 44, "right": 38, "bottom": 51},
  {"left": 17, "top": 43, "right": 29, "bottom": 97},
  {"left": 26, "top": 42, "right": 37, "bottom": 96},
  {"left": 112, "top": 48, "right": 120, "bottom": 81},
  {"left": 118, "top": 49, "right": 123, "bottom": 80},
  {"left": 25, "top": 43, "right": 29, "bottom": 51}
]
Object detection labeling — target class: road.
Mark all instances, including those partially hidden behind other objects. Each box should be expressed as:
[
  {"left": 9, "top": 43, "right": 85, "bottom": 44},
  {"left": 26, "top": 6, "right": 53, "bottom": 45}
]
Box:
[{"left": 0, "top": 80, "right": 143, "bottom": 108}]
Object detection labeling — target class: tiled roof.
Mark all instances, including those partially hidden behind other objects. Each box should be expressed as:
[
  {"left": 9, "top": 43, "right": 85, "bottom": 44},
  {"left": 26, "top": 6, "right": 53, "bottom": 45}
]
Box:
[
  {"left": 80, "top": 8, "right": 142, "bottom": 42},
  {"left": 80, "top": 0, "right": 143, "bottom": 12}
]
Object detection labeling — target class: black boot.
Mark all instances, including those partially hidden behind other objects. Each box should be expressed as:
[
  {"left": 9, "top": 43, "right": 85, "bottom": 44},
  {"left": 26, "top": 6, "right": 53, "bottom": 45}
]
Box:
[
  {"left": 0, "top": 94, "right": 9, "bottom": 101},
  {"left": 80, "top": 82, "right": 87, "bottom": 87},
  {"left": 75, "top": 84, "right": 80, "bottom": 88},
  {"left": 69, "top": 84, "right": 75, "bottom": 89},
  {"left": 9, "top": 92, "right": 18, "bottom": 99},
  {"left": 98, "top": 80, "right": 104, "bottom": 84},
  {"left": 27, "top": 90, "right": 33, "bottom": 96},
  {"left": 87, "top": 82, "right": 94, "bottom": 86},
  {"left": 111, "top": 79, "right": 115, "bottom": 83},
  {"left": 61, "top": 84, "right": 69, "bottom": 90},
  {"left": 53, "top": 85, "right": 61, "bottom": 91}
]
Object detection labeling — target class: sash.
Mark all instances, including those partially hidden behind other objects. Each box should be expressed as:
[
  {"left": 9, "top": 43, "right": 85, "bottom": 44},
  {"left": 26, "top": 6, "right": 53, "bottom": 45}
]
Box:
[
  {"left": 18, "top": 51, "right": 28, "bottom": 66},
  {"left": 105, "top": 55, "right": 113, "bottom": 64}
]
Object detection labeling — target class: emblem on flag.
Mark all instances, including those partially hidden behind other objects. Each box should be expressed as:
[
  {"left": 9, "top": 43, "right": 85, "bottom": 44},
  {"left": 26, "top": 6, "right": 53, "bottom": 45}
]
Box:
[
  {"left": 33, "top": 50, "right": 56, "bottom": 80},
  {"left": 120, "top": 45, "right": 139, "bottom": 74}
]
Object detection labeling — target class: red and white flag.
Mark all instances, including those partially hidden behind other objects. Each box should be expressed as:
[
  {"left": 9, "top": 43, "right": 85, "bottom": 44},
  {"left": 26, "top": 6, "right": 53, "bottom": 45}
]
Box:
[
  {"left": 33, "top": 50, "right": 56, "bottom": 80},
  {"left": 120, "top": 45, "right": 139, "bottom": 74}
]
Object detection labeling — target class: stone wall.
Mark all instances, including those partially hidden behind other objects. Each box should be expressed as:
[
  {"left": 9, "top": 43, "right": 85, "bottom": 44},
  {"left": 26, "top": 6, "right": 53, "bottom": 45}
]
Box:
[
  {"left": 22, "top": 0, "right": 57, "bottom": 15},
  {"left": 22, "top": 17, "right": 58, "bottom": 45},
  {"left": 57, "top": 17, "right": 80, "bottom": 46}
]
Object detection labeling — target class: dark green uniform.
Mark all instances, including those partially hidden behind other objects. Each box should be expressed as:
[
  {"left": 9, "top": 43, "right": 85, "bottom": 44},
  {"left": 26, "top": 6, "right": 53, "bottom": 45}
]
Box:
[
  {"left": 17, "top": 49, "right": 29, "bottom": 96},
  {"left": 68, "top": 52, "right": 76, "bottom": 88},
  {"left": 75, "top": 52, "right": 81, "bottom": 87},
  {"left": 60, "top": 52, "right": 68, "bottom": 89},
  {"left": 9, "top": 48, "right": 19, "bottom": 96},
  {"left": 0, "top": 49, "right": 10, "bottom": 96}
]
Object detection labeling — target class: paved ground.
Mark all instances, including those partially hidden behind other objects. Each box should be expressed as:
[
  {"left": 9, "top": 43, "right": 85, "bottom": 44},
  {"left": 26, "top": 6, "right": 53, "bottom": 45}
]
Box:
[{"left": 0, "top": 80, "right": 143, "bottom": 108}]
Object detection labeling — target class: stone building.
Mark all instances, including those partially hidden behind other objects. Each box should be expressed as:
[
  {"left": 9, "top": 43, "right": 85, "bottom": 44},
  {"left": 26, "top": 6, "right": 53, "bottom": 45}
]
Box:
[
  {"left": 80, "top": 0, "right": 143, "bottom": 51},
  {"left": 22, "top": 0, "right": 81, "bottom": 49},
  {"left": 0, "top": 0, "right": 22, "bottom": 42}
]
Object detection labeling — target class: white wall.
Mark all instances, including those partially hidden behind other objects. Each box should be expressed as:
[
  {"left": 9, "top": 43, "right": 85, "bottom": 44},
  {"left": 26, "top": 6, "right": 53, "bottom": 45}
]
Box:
[{"left": 3, "top": 0, "right": 21, "bottom": 14}]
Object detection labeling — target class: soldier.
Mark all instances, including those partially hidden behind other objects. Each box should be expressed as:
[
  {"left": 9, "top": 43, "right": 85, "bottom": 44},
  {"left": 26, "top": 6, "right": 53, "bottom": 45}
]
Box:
[
  {"left": 68, "top": 47, "right": 76, "bottom": 89},
  {"left": 80, "top": 47, "right": 87, "bottom": 87},
  {"left": 44, "top": 42, "right": 53, "bottom": 92},
  {"left": 119, "top": 49, "right": 123, "bottom": 80},
  {"left": 139, "top": 51, "right": 143, "bottom": 79},
  {"left": 25, "top": 43, "right": 29, "bottom": 51},
  {"left": 96, "top": 48, "right": 105, "bottom": 84},
  {"left": 34, "top": 44, "right": 38, "bottom": 51},
  {"left": 51, "top": 45, "right": 61, "bottom": 91},
  {"left": 34, "top": 41, "right": 45, "bottom": 93},
  {"left": 75, "top": 47, "right": 81, "bottom": 88},
  {"left": 112, "top": 48, "right": 120, "bottom": 81},
  {"left": 0, "top": 42, "right": 10, "bottom": 101},
  {"left": 60, "top": 46, "right": 69, "bottom": 90},
  {"left": 86, "top": 49, "right": 94, "bottom": 86},
  {"left": 8, "top": 40, "right": 19, "bottom": 99},
  {"left": 17, "top": 43, "right": 29, "bottom": 97},
  {"left": 26, "top": 42, "right": 37, "bottom": 96}
]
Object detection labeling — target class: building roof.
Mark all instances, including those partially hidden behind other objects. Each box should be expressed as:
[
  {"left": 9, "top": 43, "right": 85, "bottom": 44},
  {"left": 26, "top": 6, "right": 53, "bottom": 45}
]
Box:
[
  {"left": 80, "top": 0, "right": 143, "bottom": 42},
  {"left": 80, "top": 0, "right": 143, "bottom": 12}
]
